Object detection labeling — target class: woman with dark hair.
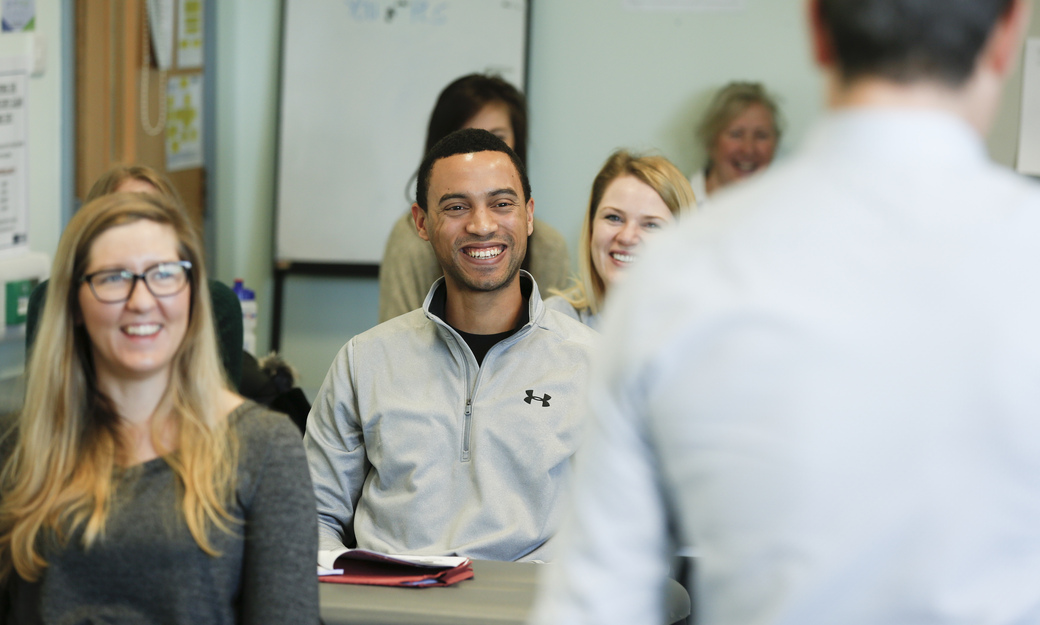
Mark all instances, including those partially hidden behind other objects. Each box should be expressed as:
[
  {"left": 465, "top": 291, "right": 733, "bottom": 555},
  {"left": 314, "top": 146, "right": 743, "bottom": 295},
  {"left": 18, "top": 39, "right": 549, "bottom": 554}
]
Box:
[{"left": 378, "top": 74, "right": 571, "bottom": 322}]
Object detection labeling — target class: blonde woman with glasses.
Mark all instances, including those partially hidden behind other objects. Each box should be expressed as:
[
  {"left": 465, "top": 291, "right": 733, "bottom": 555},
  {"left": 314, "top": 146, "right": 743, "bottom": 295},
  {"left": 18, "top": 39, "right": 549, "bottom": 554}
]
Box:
[{"left": 0, "top": 193, "right": 318, "bottom": 623}]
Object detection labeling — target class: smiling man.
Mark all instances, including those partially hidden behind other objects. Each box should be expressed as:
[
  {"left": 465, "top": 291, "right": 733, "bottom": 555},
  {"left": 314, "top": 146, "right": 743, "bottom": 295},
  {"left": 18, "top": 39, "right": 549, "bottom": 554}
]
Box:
[{"left": 304, "top": 129, "right": 597, "bottom": 561}]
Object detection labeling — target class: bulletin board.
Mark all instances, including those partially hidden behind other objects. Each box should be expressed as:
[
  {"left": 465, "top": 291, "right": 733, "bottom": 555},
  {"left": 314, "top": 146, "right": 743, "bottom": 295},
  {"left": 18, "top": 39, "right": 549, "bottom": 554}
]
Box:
[{"left": 274, "top": 0, "right": 529, "bottom": 267}]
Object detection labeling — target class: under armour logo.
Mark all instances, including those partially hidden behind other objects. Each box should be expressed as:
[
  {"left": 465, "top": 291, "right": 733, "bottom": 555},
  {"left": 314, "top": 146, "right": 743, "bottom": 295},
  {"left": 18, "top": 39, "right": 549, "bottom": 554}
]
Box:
[{"left": 524, "top": 389, "right": 551, "bottom": 407}]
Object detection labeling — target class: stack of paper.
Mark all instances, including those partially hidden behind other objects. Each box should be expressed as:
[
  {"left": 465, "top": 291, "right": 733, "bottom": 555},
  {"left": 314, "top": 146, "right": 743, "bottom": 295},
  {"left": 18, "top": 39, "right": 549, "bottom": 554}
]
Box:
[{"left": 317, "top": 548, "right": 474, "bottom": 587}]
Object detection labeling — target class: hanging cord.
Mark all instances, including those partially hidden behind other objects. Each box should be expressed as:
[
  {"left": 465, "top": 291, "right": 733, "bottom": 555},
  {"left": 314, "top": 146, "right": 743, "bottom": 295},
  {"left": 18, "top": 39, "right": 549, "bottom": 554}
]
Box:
[{"left": 140, "top": 2, "right": 167, "bottom": 136}]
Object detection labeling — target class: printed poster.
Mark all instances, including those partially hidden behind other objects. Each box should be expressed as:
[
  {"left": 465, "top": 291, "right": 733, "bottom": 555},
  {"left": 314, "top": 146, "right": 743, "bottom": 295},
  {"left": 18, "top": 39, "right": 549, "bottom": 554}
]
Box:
[
  {"left": 166, "top": 74, "right": 203, "bottom": 171},
  {"left": 177, "top": 0, "right": 204, "bottom": 68},
  {"left": 0, "top": 55, "right": 28, "bottom": 256},
  {"left": 147, "top": 0, "right": 175, "bottom": 71},
  {"left": 1, "top": 0, "right": 34, "bottom": 32}
]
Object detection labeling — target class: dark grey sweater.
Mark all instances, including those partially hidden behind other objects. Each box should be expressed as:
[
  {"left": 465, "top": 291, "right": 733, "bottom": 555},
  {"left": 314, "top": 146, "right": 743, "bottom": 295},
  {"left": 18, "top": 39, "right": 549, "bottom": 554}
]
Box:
[{"left": 2, "top": 402, "right": 319, "bottom": 624}]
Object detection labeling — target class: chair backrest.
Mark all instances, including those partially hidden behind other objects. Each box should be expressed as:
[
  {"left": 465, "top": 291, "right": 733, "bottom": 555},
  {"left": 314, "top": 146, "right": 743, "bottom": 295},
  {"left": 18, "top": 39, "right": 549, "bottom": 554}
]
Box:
[{"left": 25, "top": 278, "right": 244, "bottom": 390}]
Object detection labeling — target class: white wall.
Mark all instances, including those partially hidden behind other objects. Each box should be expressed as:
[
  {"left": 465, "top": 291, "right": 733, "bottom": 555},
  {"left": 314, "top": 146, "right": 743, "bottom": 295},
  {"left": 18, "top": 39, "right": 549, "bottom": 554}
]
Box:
[
  {"left": 212, "top": 0, "right": 281, "bottom": 349},
  {"left": 988, "top": 1, "right": 1040, "bottom": 166},
  {"left": 525, "top": 0, "right": 825, "bottom": 252},
  {"left": 214, "top": 0, "right": 1037, "bottom": 394}
]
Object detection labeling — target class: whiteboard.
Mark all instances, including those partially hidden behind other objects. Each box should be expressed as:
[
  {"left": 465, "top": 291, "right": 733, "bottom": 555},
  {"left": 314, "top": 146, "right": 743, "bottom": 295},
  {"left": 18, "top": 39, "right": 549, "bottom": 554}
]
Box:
[{"left": 275, "top": 0, "right": 529, "bottom": 265}]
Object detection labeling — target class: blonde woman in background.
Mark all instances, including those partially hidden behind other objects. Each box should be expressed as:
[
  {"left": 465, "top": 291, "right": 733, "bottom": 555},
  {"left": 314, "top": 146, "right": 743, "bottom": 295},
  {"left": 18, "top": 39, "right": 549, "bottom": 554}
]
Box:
[
  {"left": 0, "top": 193, "right": 318, "bottom": 623},
  {"left": 546, "top": 150, "right": 696, "bottom": 328},
  {"left": 692, "top": 82, "right": 782, "bottom": 203},
  {"left": 86, "top": 163, "right": 184, "bottom": 200}
]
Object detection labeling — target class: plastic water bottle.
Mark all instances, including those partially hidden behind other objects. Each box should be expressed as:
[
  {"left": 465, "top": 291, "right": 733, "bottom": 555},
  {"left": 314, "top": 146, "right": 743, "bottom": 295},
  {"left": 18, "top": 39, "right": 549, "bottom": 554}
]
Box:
[{"left": 233, "top": 279, "right": 258, "bottom": 356}]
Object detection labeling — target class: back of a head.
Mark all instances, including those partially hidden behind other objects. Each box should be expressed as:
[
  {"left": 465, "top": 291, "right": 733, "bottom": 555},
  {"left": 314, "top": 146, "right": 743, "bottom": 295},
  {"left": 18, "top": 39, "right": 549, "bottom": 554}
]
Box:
[
  {"left": 84, "top": 164, "right": 184, "bottom": 207},
  {"left": 415, "top": 128, "right": 531, "bottom": 211},
  {"left": 819, "top": 0, "right": 1014, "bottom": 85},
  {"left": 425, "top": 73, "right": 528, "bottom": 164}
]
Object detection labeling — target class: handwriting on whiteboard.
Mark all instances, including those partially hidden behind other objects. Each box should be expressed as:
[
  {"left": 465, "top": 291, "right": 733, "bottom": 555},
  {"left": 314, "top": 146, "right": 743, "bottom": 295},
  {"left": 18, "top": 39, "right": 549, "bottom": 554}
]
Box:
[{"left": 345, "top": 0, "right": 448, "bottom": 24}]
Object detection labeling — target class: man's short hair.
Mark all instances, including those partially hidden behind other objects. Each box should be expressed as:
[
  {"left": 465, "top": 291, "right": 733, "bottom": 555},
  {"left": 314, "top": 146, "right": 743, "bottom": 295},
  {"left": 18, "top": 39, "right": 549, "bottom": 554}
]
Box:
[
  {"left": 819, "top": 0, "right": 1014, "bottom": 86},
  {"left": 415, "top": 128, "right": 532, "bottom": 212}
]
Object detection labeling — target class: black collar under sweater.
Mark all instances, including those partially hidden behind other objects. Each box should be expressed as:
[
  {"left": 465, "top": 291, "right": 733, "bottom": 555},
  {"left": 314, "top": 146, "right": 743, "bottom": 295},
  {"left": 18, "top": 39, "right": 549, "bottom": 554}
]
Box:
[{"left": 428, "top": 277, "right": 532, "bottom": 366}]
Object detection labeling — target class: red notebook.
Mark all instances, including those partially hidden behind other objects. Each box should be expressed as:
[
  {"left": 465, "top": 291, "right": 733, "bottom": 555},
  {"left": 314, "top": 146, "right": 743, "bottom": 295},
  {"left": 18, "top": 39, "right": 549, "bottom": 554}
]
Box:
[{"left": 318, "top": 548, "right": 474, "bottom": 587}]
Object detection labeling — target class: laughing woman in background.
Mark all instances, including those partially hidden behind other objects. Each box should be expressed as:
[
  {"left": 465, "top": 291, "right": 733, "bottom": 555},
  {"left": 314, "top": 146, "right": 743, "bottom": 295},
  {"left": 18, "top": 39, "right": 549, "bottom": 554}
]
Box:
[
  {"left": 691, "top": 82, "right": 782, "bottom": 203},
  {"left": 0, "top": 193, "right": 318, "bottom": 624},
  {"left": 546, "top": 150, "right": 696, "bottom": 329}
]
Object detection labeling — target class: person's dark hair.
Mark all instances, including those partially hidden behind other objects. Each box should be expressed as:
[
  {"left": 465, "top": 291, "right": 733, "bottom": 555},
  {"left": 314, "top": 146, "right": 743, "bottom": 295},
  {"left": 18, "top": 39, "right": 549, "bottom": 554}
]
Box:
[
  {"left": 425, "top": 74, "right": 527, "bottom": 164},
  {"left": 818, "top": 0, "right": 1015, "bottom": 85},
  {"left": 415, "top": 128, "right": 531, "bottom": 212}
]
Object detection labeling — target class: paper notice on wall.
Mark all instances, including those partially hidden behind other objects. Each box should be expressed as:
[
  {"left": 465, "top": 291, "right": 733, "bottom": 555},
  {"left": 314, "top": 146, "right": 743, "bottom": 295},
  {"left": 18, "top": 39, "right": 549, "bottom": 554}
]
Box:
[
  {"left": 0, "top": 56, "right": 29, "bottom": 257},
  {"left": 177, "top": 0, "right": 204, "bottom": 68},
  {"left": 147, "top": 0, "right": 175, "bottom": 71},
  {"left": 623, "top": 0, "right": 744, "bottom": 10},
  {"left": 166, "top": 74, "right": 203, "bottom": 171},
  {"left": 1017, "top": 38, "right": 1040, "bottom": 177},
  {"left": 1, "top": 0, "right": 35, "bottom": 32}
]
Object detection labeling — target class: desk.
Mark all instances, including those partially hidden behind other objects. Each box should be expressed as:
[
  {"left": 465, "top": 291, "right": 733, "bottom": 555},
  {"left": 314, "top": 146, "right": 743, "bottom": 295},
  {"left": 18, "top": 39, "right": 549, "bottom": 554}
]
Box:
[{"left": 320, "top": 559, "right": 691, "bottom": 625}]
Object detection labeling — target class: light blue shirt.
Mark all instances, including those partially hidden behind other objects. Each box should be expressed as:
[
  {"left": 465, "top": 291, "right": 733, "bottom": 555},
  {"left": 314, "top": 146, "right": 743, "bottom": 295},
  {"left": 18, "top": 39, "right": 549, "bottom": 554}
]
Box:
[{"left": 531, "top": 110, "right": 1040, "bottom": 625}]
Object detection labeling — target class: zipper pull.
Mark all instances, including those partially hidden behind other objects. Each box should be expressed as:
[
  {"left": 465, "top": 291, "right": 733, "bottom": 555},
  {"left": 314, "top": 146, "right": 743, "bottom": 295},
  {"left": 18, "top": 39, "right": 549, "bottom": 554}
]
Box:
[{"left": 461, "top": 399, "right": 473, "bottom": 462}]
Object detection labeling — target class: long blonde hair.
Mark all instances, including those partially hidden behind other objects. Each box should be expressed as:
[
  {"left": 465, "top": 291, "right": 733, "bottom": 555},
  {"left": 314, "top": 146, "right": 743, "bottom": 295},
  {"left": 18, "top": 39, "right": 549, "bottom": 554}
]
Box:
[
  {"left": 557, "top": 150, "right": 696, "bottom": 315},
  {"left": 0, "top": 193, "right": 237, "bottom": 582}
]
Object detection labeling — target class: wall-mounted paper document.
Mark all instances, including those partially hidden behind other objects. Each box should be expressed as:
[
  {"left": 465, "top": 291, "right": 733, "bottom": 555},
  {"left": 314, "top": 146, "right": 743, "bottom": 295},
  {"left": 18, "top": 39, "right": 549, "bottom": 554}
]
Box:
[
  {"left": 1016, "top": 38, "right": 1040, "bottom": 176},
  {"left": 0, "top": 55, "right": 29, "bottom": 258},
  {"left": 166, "top": 74, "right": 203, "bottom": 171},
  {"left": 1, "top": 0, "right": 35, "bottom": 32},
  {"left": 146, "top": 0, "right": 175, "bottom": 71},
  {"left": 177, "top": 0, "right": 204, "bottom": 69}
]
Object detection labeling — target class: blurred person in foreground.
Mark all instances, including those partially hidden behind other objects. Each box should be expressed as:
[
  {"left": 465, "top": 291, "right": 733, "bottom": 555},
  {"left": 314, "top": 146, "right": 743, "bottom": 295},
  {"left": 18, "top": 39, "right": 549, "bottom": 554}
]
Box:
[{"left": 530, "top": 0, "right": 1039, "bottom": 623}]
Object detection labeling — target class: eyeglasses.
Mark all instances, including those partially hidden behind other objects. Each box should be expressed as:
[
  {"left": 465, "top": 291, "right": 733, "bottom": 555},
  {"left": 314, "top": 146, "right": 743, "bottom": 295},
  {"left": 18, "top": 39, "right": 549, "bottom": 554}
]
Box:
[{"left": 81, "top": 261, "right": 193, "bottom": 303}]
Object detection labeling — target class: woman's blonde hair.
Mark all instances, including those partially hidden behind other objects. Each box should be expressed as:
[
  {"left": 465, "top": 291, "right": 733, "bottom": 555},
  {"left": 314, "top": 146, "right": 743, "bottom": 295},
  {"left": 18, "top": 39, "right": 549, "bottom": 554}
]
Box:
[
  {"left": 557, "top": 150, "right": 696, "bottom": 315},
  {"left": 85, "top": 164, "right": 183, "bottom": 206},
  {"left": 697, "top": 82, "right": 782, "bottom": 168},
  {"left": 0, "top": 193, "right": 236, "bottom": 582}
]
